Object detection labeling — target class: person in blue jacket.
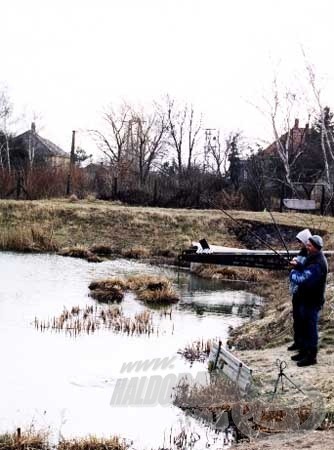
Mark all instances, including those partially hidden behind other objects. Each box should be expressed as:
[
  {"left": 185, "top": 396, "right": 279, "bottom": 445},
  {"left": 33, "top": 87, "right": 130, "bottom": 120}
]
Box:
[
  {"left": 289, "top": 235, "right": 328, "bottom": 367},
  {"left": 287, "top": 228, "right": 312, "bottom": 352}
]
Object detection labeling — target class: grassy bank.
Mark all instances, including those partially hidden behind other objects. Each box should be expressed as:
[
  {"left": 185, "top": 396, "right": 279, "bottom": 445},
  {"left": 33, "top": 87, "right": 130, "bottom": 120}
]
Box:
[
  {"left": 0, "top": 198, "right": 243, "bottom": 257},
  {"left": 1, "top": 198, "right": 334, "bottom": 257}
]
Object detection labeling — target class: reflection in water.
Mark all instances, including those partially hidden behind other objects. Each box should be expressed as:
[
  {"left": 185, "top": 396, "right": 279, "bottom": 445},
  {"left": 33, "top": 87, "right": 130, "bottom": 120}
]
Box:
[
  {"left": 179, "top": 301, "right": 261, "bottom": 317},
  {"left": 0, "top": 252, "right": 262, "bottom": 449},
  {"left": 175, "top": 271, "right": 262, "bottom": 318}
]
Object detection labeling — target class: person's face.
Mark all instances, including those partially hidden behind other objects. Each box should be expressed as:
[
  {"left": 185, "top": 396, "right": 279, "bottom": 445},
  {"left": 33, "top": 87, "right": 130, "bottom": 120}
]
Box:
[
  {"left": 297, "top": 238, "right": 305, "bottom": 248},
  {"left": 306, "top": 240, "right": 319, "bottom": 255}
]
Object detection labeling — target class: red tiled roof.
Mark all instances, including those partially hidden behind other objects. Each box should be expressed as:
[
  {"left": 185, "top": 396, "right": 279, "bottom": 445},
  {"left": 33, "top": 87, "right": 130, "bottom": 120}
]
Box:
[{"left": 262, "top": 124, "right": 309, "bottom": 157}]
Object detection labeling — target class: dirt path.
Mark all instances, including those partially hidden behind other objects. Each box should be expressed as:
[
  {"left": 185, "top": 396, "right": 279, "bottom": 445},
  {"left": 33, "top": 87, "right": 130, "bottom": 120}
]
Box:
[
  {"left": 230, "top": 345, "right": 334, "bottom": 449},
  {"left": 234, "top": 429, "right": 334, "bottom": 450},
  {"left": 235, "top": 344, "right": 334, "bottom": 412}
]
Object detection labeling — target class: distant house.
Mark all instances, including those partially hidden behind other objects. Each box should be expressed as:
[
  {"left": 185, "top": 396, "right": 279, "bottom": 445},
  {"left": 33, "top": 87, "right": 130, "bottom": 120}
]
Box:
[
  {"left": 11, "top": 123, "right": 70, "bottom": 169},
  {"left": 262, "top": 119, "right": 310, "bottom": 158},
  {"left": 255, "top": 118, "right": 324, "bottom": 185}
]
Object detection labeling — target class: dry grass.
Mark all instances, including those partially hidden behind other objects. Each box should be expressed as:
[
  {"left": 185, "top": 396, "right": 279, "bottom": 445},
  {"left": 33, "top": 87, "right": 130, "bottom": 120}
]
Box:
[
  {"left": 89, "top": 277, "right": 127, "bottom": 291},
  {"left": 0, "top": 199, "right": 249, "bottom": 259},
  {"left": 0, "top": 225, "right": 58, "bottom": 252},
  {"left": 126, "top": 274, "right": 180, "bottom": 304},
  {"left": 0, "top": 428, "right": 49, "bottom": 450},
  {"left": 58, "top": 246, "right": 102, "bottom": 263},
  {"left": 0, "top": 429, "right": 128, "bottom": 450},
  {"left": 88, "top": 275, "right": 179, "bottom": 305},
  {"left": 58, "top": 246, "right": 90, "bottom": 258},
  {"left": 178, "top": 338, "right": 218, "bottom": 363},
  {"left": 192, "top": 264, "right": 266, "bottom": 282},
  {"left": 174, "top": 373, "right": 321, "bottom": 436},
  {"left": 227, "top": 278, "right": 292, "bottom": 350},
  {"left": 88, "top": 288, "right": 123, "bottom": 302},
  {"left": 2, "top": 199, "right": 334, "bottom": 261},
  {"left": 85, "top": 194, "right": 97, "bottom": 202},
  {"left": 57, "top": 436, "right": 128, "bottom": 450},
  {"left": 137, "top": 285, "right": 179, "bottom": 304},
  {"left": 35, "top": 304, "right": 155, "bottom": 337},
  {"left": 89, "top": 277, "right": 126, "bottom": 303},
  {"left": 173, "top": 372, "right": 240, "bottom": 426},
  {"left": 89, "top": 244, "right": 113, "bottom": 255},
  {"left": 121, "top": 245, "right": 151, "bottom": 259}
]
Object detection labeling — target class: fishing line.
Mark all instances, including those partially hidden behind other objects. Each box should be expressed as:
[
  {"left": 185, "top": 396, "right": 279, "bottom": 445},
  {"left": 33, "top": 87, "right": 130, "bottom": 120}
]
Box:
[
  {"left": 206, "top": 198, "right": 290, "bottom": 265},
  {"left": 247, "top": 168, "right": 291, "bottom": 259}
]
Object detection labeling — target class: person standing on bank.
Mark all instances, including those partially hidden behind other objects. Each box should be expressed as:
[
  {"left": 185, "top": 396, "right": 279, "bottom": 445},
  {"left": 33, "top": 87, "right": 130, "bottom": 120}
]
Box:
[
  {"left": 289, "top": 235, "right": 328, "bottom": 367},
  {"left": 287, "top": 228, "right": 312, "bottom": 352}
]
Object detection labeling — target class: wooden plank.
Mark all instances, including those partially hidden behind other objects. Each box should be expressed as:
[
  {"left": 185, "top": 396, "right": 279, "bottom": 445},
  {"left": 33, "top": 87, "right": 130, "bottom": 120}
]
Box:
[
  {"left": 209, "top": 344, "right": 253, "bottom": 394},
  {"left": 238, "top": 366, "right": 253, "bottom": 378},
  {"left": 237, "top": 377, "right": 252, "bottom": 393},
  {"left": 217, "top": 355, "right": 242, "bottom": 373},
  {"left": 222, "top": 365, "right": 239, "bottom": 382},
  {"left": 234, "top": 369, "right": 252, "bottom": 385},
  {"left": 283, "top": 198, "right": 316, "bottom": 210},
  {"left": 211, "top": 344, "right": 252, "bottom": 373},
  {"left": 220, "top": 348, "right": 248, "bottom": 369}
]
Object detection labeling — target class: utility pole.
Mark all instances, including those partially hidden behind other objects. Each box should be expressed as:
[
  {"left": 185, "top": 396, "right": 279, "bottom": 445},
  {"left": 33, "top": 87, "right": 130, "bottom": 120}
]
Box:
[{"left": 66, "top": 130, "right": 76, "bottom": 196}]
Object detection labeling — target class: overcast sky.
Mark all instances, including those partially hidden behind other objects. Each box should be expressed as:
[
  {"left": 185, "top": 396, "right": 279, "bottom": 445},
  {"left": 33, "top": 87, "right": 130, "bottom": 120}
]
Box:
[{"left": 1, "top": 0, "right": 334, "bottom": 156}]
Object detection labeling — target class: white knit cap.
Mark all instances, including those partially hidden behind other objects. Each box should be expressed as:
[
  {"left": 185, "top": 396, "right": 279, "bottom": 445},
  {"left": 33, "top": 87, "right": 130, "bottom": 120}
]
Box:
[{"left": 296, "top": 228, "right": 312, "bottom": 245}]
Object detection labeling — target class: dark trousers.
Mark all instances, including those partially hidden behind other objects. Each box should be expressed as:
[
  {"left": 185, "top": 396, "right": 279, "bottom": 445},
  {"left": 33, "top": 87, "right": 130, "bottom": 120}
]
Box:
[
  {"left": 292, "top": 298, "right": 303, "bottom": 348},
  {"left": 299, "top": 303, "right": 321, "bottom": 351}
]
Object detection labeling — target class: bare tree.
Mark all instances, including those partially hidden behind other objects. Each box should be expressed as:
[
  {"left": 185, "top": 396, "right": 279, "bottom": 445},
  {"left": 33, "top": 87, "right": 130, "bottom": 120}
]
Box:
[
  {"left": 91, "top": 102, "right": 169, "bottom": 188},
  {"left": 254, "top": 77, "right": 307, "bottom": 191},
  {"left": 206, "top": 130, "right": 241, "bottom": 177},
  {"left": 89, "top": 102, "right": 132, "bottom": 177},
  {"left": 0, "top": 88, "right": 13, "bottom": 172},
  {"left": 166, "top": 96, "right": 202, "bottom": 173},
  {"left": 128, "top": 106, "right": 168, "bottom": 186}
]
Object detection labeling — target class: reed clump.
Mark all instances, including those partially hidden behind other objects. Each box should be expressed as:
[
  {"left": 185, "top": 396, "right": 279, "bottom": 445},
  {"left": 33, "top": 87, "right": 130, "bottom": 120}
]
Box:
[
  {"left": 152, "top": 247, "right": 178, "bottom": 258},
  {"left": 58, "top": 246, "right": 102, "bottom": 263},
  {"left": 173, "top": 373, "right": 239, "bottom": 425},
  {"left": 0, "top": 430, "right": 128, "bottom": 450},
  {"left": 58, "top": 436, "right": 128, "bottom": 450},
  {"left": 126, "top": 274, "right": 180, "bottom": 305},
  {"left": 137, "top": 285, "right": 179, "bottom": 304},
  {"left": 89, "top": 244, "right": 113, "bottom": 255},
  {"left": 89, "top": 274, "right": 179, "bottom": 305},
  {"left": 178, "top": 338, "right": 218, "bottom": 363},
  {"left": 121, "top": 245, "right": 151, "bottom": 259},
  {"left": 88, "top": 277, "right": 126, "bottom": 303},
  {"left": 192, "top": 264, "right": 264, "bottom": 282},
  {"left": 0, "top": 428, "right": 49, "bottom": 450},
  {"left": 0, "top": 225, "right": 58, "bottom": 252},
  {"left": 34, "top": 304, "right": 155, "bottom": 337}
]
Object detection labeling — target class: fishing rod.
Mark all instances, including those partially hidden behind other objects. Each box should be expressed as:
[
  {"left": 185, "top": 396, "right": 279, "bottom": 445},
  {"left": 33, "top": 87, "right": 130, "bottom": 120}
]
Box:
[
  {"left": 248, "top": 170, "right": 291, "bottom": 259},
  {"left": 207, "top": 198, "right": 291, "bottom": 265}
]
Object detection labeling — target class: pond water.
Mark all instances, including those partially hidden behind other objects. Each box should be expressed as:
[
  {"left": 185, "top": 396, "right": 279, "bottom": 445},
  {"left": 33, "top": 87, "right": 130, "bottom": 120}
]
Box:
[{"left": 0, "top": 252, "right": 262, "bottom": 449}]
